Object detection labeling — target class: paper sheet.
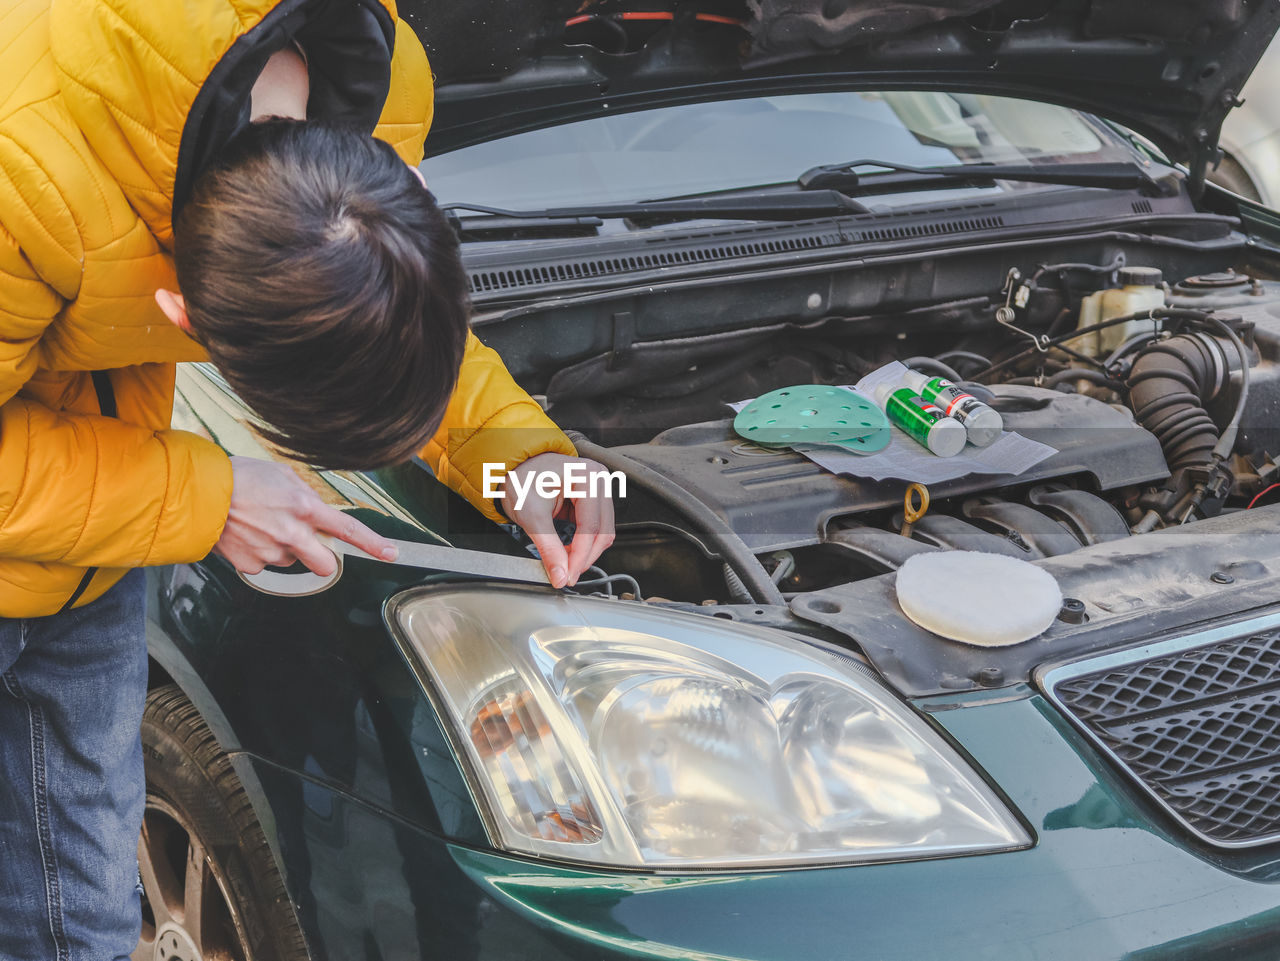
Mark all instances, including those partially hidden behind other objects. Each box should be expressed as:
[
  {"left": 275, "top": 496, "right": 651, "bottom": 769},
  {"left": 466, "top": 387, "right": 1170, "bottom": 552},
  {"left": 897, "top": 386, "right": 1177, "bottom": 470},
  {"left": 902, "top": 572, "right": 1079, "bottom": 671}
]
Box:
[
  {"left": 793, "top": 429, "right": 1056, "bottom": 484},
  {"left": 730, "top": 363, "right": 1058, "bottom": 484}
]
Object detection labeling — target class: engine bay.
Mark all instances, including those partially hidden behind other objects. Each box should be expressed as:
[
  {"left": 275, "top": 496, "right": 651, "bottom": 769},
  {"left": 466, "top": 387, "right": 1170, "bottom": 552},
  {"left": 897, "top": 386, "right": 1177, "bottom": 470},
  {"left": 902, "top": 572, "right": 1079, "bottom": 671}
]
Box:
[{"left": 473, "top": 227, "right": 1280, "bottom": 611}]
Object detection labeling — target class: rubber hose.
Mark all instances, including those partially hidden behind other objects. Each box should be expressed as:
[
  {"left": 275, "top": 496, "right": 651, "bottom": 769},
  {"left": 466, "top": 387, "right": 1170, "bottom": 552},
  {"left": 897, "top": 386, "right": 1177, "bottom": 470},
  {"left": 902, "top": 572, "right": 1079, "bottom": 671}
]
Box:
[
  {"left": 958, "top": 381, "right": 996, "bottom": 403},
  {"left": 565, "top": 431, "right": 785, "bottom": 606},
  {"left": 902, "top": 356, "right": 963, "bottom": 382},
  {"left": 1104, "top": 334, "right": 1160, "bottom": 368},
  {"left": 934, "top": 350, "right": 992, "bottom": 374},
  {"left": 1044, "top": 368, "right": 1126, "bottom": 391},
  {"left": 1126, "top": 334, "right": 1228, "bottom": 471},
  {"left": 974, "top": 307, "right": 1216, "bottom": 383},
  {"left": 1045, "top": 307, "right": 1076, "bottom": 339}
]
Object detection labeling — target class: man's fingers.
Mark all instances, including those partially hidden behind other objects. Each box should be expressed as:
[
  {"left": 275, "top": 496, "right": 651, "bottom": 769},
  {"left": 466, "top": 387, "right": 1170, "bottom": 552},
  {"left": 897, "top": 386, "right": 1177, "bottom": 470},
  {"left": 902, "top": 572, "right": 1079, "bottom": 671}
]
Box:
[
  {"left": 213, "top": 543, "right": 266, "bottom": 575},
  {"left": 314, "top": 506, "right": 398, "bottom": 561},
  {"left": 499, "top": 457, "right": 620, "bottom": 590},
  {"left": 564, "top": 501, "right": 603, "bottom": 584},
  {"left": 214, "top": 538, "right": 300, "bottom": 575},
  {"left": 586, "top": 530, "right": 616, "bottom": 573},
  {"left": 566, "top": 495, "right": 615, "bottom": 583},
  {"left": 290, "top": 533, "right": 340, "bottom": 578},
  {"left": 526, "top": 528, "right": 570, "bottom": 588},
  {"left": 565, "top": 513, "right": 598, "bottom": 587},
  {"left": 567, "top": 531, "right": 611, "bottom": 586}
]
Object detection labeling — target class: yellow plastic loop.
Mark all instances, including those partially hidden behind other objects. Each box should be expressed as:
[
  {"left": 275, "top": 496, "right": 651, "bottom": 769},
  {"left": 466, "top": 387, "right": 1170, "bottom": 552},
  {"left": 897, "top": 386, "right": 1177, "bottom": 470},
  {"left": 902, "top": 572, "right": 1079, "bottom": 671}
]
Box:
[{"left": 901, "top": 483, "right": 931, "bottom": 538}]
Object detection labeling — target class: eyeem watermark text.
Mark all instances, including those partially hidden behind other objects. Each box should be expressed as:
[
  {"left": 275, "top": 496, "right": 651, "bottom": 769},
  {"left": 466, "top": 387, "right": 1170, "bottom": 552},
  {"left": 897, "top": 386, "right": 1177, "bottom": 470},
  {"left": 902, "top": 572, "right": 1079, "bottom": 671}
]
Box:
[{"left": 483, "top": 462, "right": 627, "bottom": 511}]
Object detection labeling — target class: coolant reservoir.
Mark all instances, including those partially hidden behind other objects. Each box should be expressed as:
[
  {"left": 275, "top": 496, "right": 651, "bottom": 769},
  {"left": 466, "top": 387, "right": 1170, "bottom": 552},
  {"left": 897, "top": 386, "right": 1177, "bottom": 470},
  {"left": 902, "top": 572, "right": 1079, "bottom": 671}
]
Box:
[{"left": 1076, "top": 267, "right": 1165, "bottom": 357}]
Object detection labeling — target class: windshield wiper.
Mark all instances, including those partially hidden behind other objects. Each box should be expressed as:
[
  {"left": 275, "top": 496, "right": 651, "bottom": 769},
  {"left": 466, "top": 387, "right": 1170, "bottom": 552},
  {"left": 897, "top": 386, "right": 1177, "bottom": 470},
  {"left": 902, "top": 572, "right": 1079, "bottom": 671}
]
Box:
[
  {"left": 442, "top": 189, "right": 868, "bottom": 236},
  {"left": 797, "top": 158, "right": 1175, "bottom": 197}
]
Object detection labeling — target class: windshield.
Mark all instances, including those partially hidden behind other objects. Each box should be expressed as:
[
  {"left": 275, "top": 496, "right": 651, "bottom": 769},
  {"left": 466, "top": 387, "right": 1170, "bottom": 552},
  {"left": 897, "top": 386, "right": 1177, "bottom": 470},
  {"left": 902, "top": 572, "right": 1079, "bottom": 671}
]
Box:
[{"left": 423, "top": 91, "right": 1140, "bottom": 212}]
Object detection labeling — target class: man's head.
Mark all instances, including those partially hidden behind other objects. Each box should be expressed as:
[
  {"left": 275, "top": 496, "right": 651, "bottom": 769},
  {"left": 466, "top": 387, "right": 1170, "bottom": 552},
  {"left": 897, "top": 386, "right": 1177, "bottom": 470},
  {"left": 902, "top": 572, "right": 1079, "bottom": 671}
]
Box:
[{"left": 162, "top": 119, "right": 469, "bottom": 469}]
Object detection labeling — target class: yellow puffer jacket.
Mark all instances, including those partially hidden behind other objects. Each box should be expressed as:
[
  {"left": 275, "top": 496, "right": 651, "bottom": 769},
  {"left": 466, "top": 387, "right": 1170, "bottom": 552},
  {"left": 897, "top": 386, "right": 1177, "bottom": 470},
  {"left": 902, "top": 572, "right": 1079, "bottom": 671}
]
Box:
[{"left": 0, "top": 0, "right": 574, "bottom": 616}]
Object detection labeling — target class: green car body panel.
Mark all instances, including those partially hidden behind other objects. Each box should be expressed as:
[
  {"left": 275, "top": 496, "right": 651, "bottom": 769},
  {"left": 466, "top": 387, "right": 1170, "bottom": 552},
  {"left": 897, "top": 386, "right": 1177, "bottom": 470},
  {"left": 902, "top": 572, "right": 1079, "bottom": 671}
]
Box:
[{"left": 147, "top": 514, "right": 1280, "bottom": 959}]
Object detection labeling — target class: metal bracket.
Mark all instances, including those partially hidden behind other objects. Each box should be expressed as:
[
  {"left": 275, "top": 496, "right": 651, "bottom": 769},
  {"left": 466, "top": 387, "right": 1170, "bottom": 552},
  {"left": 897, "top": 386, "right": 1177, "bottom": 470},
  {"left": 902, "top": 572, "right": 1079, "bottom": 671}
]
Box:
[
  {"left": 996, "top": 268, "right": 1049, "bottom": 352},
  {"left": 607, "top": 310, "right": 635, "bottom": 371}
]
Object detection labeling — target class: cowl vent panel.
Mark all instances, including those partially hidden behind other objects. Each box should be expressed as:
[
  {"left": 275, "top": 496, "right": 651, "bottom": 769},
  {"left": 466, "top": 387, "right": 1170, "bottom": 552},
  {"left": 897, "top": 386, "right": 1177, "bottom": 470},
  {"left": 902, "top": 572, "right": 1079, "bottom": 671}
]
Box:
[{"left": 467, "top": 211, "right": 1007, "bottom": 294}]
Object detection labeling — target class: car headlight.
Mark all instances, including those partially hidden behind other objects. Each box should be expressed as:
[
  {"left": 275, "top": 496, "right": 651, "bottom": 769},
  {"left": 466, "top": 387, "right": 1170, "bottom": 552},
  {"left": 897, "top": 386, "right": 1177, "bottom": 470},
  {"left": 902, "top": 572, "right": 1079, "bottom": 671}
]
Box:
[{"left": 388, "top": 586, "right": 1030, "bottom": 869}]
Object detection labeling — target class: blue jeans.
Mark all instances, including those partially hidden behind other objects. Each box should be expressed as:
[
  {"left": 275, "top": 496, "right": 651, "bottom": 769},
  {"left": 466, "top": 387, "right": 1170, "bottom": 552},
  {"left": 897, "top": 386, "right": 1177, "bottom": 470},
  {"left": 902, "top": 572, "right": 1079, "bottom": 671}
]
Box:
[{"left": 0, "top": 570, "right": 146, "bottom": 961}]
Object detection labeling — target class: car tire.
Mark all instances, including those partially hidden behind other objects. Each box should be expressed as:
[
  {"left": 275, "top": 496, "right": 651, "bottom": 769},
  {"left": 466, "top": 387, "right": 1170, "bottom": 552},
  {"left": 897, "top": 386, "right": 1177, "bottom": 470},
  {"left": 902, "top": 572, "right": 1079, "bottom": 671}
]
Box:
[
  {"left": 1208, "top": 151, "right": 1264, "bottom": 203},
  {"left": 134, "top": 684, "right": 309, "bottom": 961}
]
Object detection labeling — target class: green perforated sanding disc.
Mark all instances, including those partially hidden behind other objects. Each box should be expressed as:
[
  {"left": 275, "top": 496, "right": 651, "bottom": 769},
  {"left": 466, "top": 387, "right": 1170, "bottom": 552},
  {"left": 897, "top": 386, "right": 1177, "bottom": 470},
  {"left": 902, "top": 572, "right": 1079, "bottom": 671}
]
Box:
[
  {"left": 734, "top": 385, "right": 889, "bottom": 449},
  {"left": 803, "top": 425, "right": 893, "bottom": 454}
]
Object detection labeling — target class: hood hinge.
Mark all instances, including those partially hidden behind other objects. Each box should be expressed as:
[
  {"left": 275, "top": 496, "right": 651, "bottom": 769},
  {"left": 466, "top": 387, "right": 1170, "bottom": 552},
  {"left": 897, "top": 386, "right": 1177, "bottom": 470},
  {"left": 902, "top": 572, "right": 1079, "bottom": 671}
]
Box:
[{"left": 1190, "top": 90, "right": 1244, "bottom": 200}]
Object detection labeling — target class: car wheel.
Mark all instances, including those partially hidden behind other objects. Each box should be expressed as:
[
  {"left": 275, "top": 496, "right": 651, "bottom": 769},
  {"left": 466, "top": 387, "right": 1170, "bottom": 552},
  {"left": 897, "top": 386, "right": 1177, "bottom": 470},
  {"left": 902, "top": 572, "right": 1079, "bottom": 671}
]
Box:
[
  {"left": 133, "top": 684, "right": 309, "bottom": 961},
  {"left": 1208, "top": 151, "right": 1264, "bottom": 202}
]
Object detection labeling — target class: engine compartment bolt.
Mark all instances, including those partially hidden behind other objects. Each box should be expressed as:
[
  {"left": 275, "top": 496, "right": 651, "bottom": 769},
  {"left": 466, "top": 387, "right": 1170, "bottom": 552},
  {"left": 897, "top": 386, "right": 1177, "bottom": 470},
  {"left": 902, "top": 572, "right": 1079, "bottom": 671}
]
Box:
[
  {"left": 1058, "top": 597, "right": 1087, "bottom": 624},
  {"left": 975, "top": 667, "right": 1004, "bottom": 687},
  {"left": 1210, "top": 571, "right": 1235, "bottom": 584}
]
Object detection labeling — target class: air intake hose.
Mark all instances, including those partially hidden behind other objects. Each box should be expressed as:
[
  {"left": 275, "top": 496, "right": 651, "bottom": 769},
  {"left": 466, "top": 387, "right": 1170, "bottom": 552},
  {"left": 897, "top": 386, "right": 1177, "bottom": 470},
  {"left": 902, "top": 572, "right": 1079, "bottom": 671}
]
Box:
[{"left": 1126, "top": 333, "right": 1231, "bottom": 471}]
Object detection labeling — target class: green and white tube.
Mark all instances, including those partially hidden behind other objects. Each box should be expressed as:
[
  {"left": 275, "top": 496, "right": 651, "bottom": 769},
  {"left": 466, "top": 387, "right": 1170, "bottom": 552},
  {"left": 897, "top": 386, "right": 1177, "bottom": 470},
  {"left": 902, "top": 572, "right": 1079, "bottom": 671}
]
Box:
[
  {"left": 901, "top": 369, "right": 1003, "bottom": 448},
  {"left": 874, "top": 384, "right": 967, "bottom": 457}
]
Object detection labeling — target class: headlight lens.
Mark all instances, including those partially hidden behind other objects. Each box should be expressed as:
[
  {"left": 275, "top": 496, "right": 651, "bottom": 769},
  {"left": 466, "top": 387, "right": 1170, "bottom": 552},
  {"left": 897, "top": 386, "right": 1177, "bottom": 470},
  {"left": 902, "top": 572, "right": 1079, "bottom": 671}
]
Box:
[{"left": 390, "top": 587, "right": 1029, "bottom": 869}]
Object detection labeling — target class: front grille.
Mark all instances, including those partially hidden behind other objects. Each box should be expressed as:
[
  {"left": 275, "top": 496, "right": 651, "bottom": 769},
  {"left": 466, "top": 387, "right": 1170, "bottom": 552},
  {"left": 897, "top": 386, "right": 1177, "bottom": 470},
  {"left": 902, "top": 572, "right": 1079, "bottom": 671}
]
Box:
[{"left": 1045, "top": 626, "right": 1280, "bottom": 847}]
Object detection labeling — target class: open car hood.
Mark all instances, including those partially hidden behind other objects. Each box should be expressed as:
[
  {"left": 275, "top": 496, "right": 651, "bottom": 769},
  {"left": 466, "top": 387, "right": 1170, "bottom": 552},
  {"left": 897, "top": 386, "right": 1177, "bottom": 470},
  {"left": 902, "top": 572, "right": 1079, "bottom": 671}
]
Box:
[{"left": 403, "top": 0, "right": 1280, "bottom": 187}]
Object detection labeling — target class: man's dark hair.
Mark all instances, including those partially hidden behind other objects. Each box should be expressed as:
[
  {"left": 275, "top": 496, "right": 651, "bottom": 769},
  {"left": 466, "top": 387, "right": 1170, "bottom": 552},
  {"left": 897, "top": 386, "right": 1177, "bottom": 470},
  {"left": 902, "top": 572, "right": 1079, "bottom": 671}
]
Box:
[{"left": 173, "top": 119, "right": 469, "bottom": 469}]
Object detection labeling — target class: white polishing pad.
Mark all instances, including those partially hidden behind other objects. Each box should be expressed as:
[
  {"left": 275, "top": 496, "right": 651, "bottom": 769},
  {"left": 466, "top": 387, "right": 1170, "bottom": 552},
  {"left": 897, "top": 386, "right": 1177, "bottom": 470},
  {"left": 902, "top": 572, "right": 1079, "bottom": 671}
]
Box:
[{"left": 895, "top": 551, "right": 1062, "bottom": 646}]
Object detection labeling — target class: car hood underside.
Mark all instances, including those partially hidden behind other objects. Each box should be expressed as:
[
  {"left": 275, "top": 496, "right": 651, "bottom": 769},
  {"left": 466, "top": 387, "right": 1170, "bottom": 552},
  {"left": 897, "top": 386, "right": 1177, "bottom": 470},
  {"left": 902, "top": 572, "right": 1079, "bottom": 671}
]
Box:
[{"left": 407, "top": 0, "right": 1280, "bottom": 185}]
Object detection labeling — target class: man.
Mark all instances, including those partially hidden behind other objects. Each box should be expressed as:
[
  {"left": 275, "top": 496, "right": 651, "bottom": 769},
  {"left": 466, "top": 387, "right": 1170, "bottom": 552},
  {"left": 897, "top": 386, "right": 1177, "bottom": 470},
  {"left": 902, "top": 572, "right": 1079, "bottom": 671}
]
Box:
[{"left": 0, "top": 0, "right": 613, "bottom": 957}]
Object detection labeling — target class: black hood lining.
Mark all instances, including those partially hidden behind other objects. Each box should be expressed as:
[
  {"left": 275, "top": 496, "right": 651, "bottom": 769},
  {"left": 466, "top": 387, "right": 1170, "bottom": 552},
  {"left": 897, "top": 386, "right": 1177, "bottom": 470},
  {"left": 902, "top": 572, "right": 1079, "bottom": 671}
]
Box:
[
  {"left": 409, "top": 0, "right": 1280, "bottom": 189},
  {"left": 173, "top": 0, "right": 396, "bottom": 228}
]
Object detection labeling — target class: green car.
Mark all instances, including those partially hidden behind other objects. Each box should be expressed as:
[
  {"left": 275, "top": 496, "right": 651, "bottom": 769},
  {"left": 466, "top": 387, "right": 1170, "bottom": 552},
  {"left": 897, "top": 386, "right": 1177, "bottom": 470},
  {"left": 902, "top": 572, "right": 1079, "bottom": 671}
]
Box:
[{"left": 138, "top": 3, "right": 1280, "bottom": 959}]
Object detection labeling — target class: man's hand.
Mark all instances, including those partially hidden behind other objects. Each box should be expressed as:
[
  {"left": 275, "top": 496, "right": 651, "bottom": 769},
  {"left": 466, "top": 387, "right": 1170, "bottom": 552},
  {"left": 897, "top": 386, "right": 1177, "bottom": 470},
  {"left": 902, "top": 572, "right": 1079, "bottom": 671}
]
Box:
[
  {"left": 215, "top": 456, "right": 398, "bottom": 576},
  {"left": 500, "top": 453, "right": 616, "bottom": 588}
]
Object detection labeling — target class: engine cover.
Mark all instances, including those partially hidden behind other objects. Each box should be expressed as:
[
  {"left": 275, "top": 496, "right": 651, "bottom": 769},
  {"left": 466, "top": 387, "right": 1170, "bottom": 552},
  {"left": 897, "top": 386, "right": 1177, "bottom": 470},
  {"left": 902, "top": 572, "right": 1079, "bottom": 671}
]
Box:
[{"left": 610, "top": 386, "right": 1169, "bottom": 552}]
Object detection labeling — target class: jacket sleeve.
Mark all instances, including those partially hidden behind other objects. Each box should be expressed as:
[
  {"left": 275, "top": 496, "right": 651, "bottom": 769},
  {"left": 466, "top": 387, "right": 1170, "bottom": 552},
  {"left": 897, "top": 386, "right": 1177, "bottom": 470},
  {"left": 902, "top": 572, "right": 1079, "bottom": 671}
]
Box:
[
  {"left": 418, "top": 332, "right": 577, "bottom": 522},
  {"left": 374, "top": 19, "right": 435, "bottom": 166},
  {"left": 380, "top": 27, "right": 578, "bottom": 521},
  {"left": 0, "top": 227, "right": 233, "bottom": 568}
]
